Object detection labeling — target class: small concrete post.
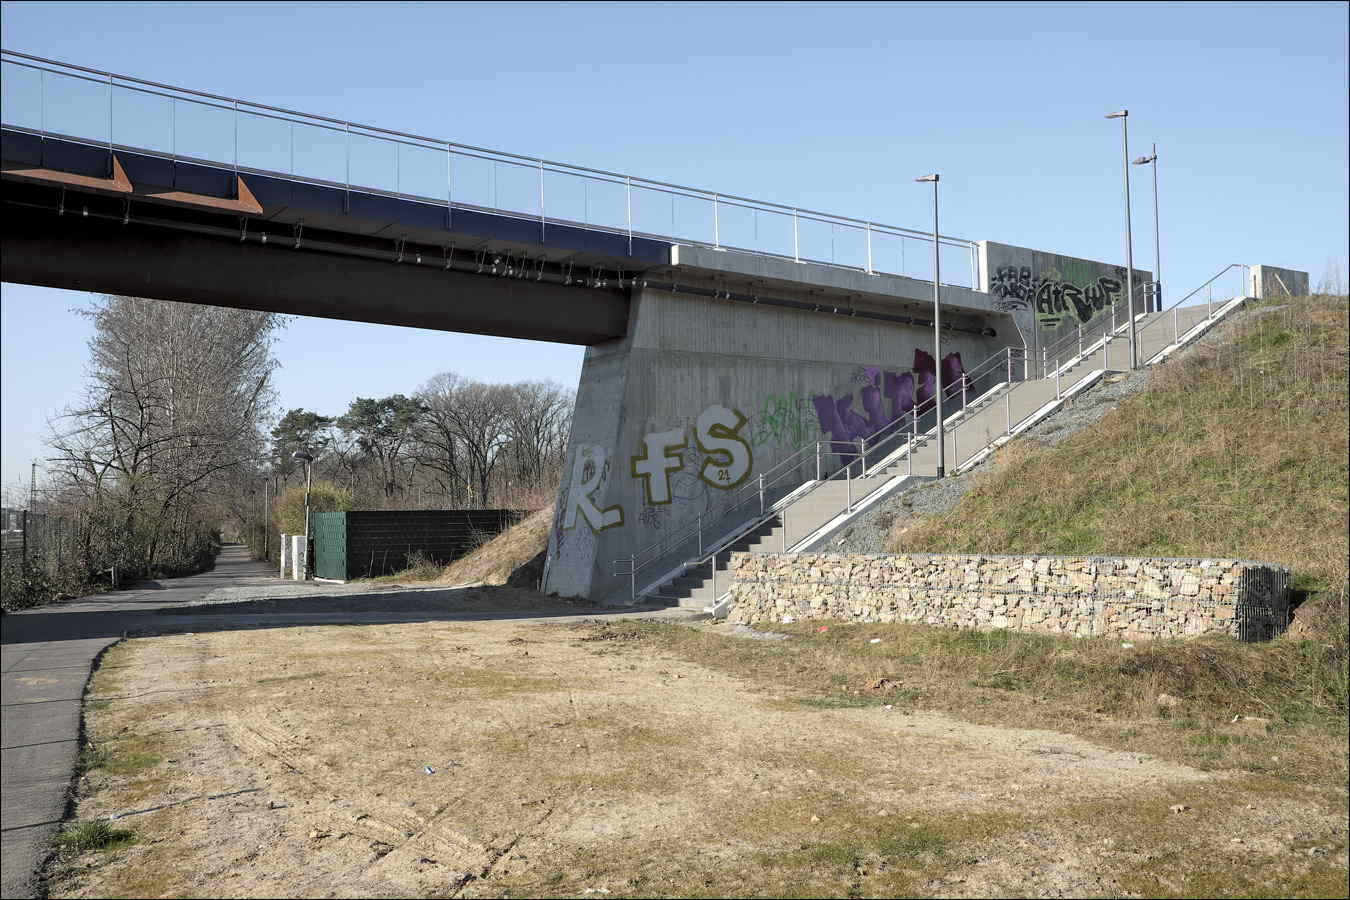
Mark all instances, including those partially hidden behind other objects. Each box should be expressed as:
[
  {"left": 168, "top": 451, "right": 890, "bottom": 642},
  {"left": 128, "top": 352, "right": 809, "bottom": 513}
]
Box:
[
  {"left": 292, "top": 535, "right": 305, "bottom": 581},
  {"left": 280, "top": 533, "right": 291, "bottom": 579}
]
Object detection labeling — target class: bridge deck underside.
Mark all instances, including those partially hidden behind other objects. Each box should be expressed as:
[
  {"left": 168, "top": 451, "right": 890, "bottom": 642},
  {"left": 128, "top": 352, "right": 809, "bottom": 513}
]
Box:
[{"left": 0, "top": 129, "right": 677, "bottom": 344}]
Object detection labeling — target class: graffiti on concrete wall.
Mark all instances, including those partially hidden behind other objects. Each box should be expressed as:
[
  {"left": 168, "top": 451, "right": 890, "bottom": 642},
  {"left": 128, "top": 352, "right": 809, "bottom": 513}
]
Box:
[
  {"left": 1034, "top": 266, "right": 1123, "bottom": 330},
  {"left": 984, "top": 244, "right": 1149, "bottom": 334},
  {"left": 560, "top": 444, "right": 624, "bottom": 543},
  {"left": 812, "top": 350, "right": 972, "bottom": 464},
  {"left": 637, "top": 506, "right": 671, "bottom": 530},
  {"left": 630, "top": 428, "right": 687, "bottom": 504},
  {"left": 749, "top": 392, "right": 820, "bottom": 451},
  {"left": 989, "top": 264, "right": 1033, "bottom": 311},
  {"left": 632, "top": 403, "right": 754, "bottom": 507}
]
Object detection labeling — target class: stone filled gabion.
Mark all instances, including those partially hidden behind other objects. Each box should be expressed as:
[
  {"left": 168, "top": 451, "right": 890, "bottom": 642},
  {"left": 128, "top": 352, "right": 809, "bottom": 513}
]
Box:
[{"left": 725, "top": 553, "right": 1291, "bottom": 641}]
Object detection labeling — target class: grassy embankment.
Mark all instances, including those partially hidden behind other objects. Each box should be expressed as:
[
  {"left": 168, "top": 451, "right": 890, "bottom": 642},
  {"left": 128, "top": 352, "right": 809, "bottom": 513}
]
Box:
[{"left": 648, "top": 295, "right": 1349, "bottom": 784}]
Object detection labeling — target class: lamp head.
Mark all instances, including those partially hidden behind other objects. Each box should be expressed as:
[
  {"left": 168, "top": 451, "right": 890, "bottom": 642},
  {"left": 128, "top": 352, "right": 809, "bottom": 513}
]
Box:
[
  {"left": 291, "top": 451, "right": 314, "bottom": 463},
  {"left": 1105, "top": 109, "right": 1128, "bottom": 119},
  {"left": 915, "top": 173, "right": 938, "bottom": 183},
  {"left": 1132, "top": 154, "right": 1156, "bottom": 165}
]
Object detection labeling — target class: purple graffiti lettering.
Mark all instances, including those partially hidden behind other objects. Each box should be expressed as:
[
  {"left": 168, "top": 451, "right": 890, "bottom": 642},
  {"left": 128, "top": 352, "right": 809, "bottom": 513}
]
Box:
[
  {"left": 811, "top": 394, "right": 859, "bottom": 464},
  {"left": 913, "top": 349, "right": 937, "bottom": 415},
  {"left": 860, "top": 382, "right": 887, "bottom": 430},
  {"left": 811, "top": 350, "right": 975, "bottom": 465},
  {"left": 941, "top": 351, "right": 974, "bottom": 400},
  {"left": 883, "top": 369, "right": 916, "bottom": 420}
]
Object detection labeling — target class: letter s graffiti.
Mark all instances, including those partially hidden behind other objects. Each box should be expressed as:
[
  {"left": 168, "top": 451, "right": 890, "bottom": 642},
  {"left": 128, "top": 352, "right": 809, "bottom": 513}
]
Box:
[{"left": 694, "top": 404, "right": 753, "bottom": 490}]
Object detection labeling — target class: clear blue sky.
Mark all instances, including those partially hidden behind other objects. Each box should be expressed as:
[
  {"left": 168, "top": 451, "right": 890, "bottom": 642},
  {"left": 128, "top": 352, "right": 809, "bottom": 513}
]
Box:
[{"left": 3, "top": 0, "right": 1347, "bottom": 497}]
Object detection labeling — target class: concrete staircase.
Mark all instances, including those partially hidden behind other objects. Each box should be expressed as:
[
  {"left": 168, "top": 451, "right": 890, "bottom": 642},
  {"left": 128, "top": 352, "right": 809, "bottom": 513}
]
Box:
[{"left": 633, "top": 296, "right": 1249, "bottom": 612}]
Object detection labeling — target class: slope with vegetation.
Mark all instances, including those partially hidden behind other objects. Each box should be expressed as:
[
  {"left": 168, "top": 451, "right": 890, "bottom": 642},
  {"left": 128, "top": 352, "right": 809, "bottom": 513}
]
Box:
[{"left": 893, "top": 294, "right": 1348, "bottom": 634}]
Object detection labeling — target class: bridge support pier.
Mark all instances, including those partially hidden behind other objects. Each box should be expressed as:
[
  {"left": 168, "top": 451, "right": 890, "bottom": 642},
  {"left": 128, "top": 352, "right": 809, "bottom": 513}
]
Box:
[{"left": 542, "top": 277, "right": 999, "bottom": 602}]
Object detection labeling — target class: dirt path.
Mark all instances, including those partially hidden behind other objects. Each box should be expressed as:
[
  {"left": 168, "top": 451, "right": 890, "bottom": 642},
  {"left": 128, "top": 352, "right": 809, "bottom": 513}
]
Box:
[{"left": 50, "top": 596, "right": 1347, "bottom": 898}]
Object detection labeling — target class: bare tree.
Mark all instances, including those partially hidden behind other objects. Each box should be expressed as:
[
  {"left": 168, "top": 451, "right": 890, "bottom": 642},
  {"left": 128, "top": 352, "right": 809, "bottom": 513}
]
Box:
[
  {"left": 417, "top": 374, "right": 512, "bottom": 508},
  {"left": 48, "top": 295, "right": 282, "bottom": 570},
  {"left": 501, "top": 379, "right": 573, "bottom": 494}
]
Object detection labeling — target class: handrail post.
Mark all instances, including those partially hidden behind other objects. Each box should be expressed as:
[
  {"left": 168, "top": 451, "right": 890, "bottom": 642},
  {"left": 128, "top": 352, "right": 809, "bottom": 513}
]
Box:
[
  {"left": 714, "top": 193, "right": 720, "bottom": 249},
  {"left": 698, "top": 513, "right": 703, "bottom": 555},
  {"left": 907, "top": 416, "right": 913, "bottom": 476},
  {"left": 1005, "top": 388, "right": 1011, "bottom": 435},
  {"left": 758, "top": 474, "right": 764, "bottom": 515},
  {"left": 782, "top": 508, "right": 787, "bottom": 552},
  {"left": 1077, "top": 323, "right": 1082, "bottom": 358},
  {"left": 631, "top": 565, "right": 636, "bottom": 601},
  {"left": 865, "top": 222, "right": 873, "bottom": 274},
  {"left": 815, "top": 442, "right": 821, "bottom": 481},
  {"left": 860, "top": 437, "right": 868, "bottom": 477},
  {"left": 793, "top": 209, "right": 799, "bottom": 263},
  {"left": 846, "top": 462, "right": 851, "bottom": 513}
]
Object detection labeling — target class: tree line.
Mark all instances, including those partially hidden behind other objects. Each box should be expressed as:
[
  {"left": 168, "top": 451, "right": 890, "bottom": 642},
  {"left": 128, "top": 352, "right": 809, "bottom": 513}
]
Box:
[
  {"left": 22, "top": 294, "right": 572, "bottom": 593},
  {"left": 270, "top": 373, "right": 572, "bottom": 512}
]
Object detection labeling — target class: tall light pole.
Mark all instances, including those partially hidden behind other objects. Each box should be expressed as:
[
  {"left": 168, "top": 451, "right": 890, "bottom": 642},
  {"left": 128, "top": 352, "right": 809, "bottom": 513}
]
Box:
[
  {"left": 292, "top": 452, "right": 313, "bottom": 579},
  {"left": 1132, "top": 143, "right": 1160, "bottom": 312},
  {"left": 1105, "top": 110, "right": 1137, "bottom": 369},
  {"left": 262, "top": 475, "right": 270, "bottom": 562},
  {"left": 916, "top": 173, "right": 943, "bottom": 478}
]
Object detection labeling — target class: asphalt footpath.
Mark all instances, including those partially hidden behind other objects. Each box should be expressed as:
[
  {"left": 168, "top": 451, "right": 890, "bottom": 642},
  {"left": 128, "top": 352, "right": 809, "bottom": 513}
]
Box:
[{"left": 0, "top": 544, "right": 278, "bottom": 900}]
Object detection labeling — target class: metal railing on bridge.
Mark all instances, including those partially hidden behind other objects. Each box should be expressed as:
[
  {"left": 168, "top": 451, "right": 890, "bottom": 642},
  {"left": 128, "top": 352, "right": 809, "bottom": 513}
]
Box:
[{"left": 1, "top": 50, "right": 979, "bottom": 287}]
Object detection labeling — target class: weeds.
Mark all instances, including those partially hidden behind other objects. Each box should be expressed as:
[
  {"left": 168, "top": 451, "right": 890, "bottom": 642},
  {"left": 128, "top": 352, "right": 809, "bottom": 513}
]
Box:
[{"left": 51, "top": 819, "right": 135, "bottom": 853}]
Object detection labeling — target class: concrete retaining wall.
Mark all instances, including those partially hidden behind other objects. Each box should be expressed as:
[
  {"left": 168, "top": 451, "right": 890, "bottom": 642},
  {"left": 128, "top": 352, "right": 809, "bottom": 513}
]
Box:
[
  {"left": 979, "top": 240, "right": 1152, "bottom": 350},
  {"left": 1250, "top": 265, "right": 1310, "bottom": 299},
  {"left": 726, "top": 552, "right": 1291, "bottom": 641}
]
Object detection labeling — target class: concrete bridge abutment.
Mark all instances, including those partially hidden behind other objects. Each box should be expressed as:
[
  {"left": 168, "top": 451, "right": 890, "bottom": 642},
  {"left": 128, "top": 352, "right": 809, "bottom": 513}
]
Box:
[{"left": 542, "top": 252, "right": 1013, "bottom": 602}]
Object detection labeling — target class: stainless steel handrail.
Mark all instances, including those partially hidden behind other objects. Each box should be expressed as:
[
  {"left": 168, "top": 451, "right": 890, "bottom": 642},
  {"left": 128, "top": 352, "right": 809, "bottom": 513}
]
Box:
[{"left": 1, "top": 50, "right": 979, "bottom": 283}]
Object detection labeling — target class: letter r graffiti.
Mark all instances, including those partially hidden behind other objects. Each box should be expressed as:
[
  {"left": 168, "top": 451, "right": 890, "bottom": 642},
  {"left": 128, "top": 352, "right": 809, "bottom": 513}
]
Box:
[
  {"left": 631, "top": 429, "right": 687, "bottom": 505},
  {"left": 562, "top": 445, "right": 624, "bottom": 533}
]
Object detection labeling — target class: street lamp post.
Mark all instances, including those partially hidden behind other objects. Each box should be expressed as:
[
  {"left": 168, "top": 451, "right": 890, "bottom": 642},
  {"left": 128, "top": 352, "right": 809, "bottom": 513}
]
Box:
[
  {"left": 263, "top": 476, "right": 270, "bottom": 561},
  {"left": 916, "top": 173, "right": 943, "bottom": 478},
  {"left": 1132, "top": 143, "right": 1160, "bottom": 312},
  {"left": 292, "top": 452, "right": 314, "bottom": 579},
  {"left": 1105, "top": 110, "right": 1137, "bottom": 369}
]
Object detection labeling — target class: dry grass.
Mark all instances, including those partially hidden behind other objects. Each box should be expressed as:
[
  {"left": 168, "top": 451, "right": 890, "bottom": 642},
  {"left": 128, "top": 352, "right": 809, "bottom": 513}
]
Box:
[
  {"left": 434, "top": 507, "right": 552, "bottom": 586},
  {"left": 53, "top": 619, "right": 1347, "bottom": 899},
  {"left": 632, "top": 619, "right": 1349, "bottom": 787}
]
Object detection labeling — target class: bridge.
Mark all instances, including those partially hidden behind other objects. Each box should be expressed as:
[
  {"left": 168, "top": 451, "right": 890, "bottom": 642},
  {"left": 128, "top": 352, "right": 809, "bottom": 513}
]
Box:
[{"left": 8, "top": 50, "right": 1268, "bottom": 604}]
